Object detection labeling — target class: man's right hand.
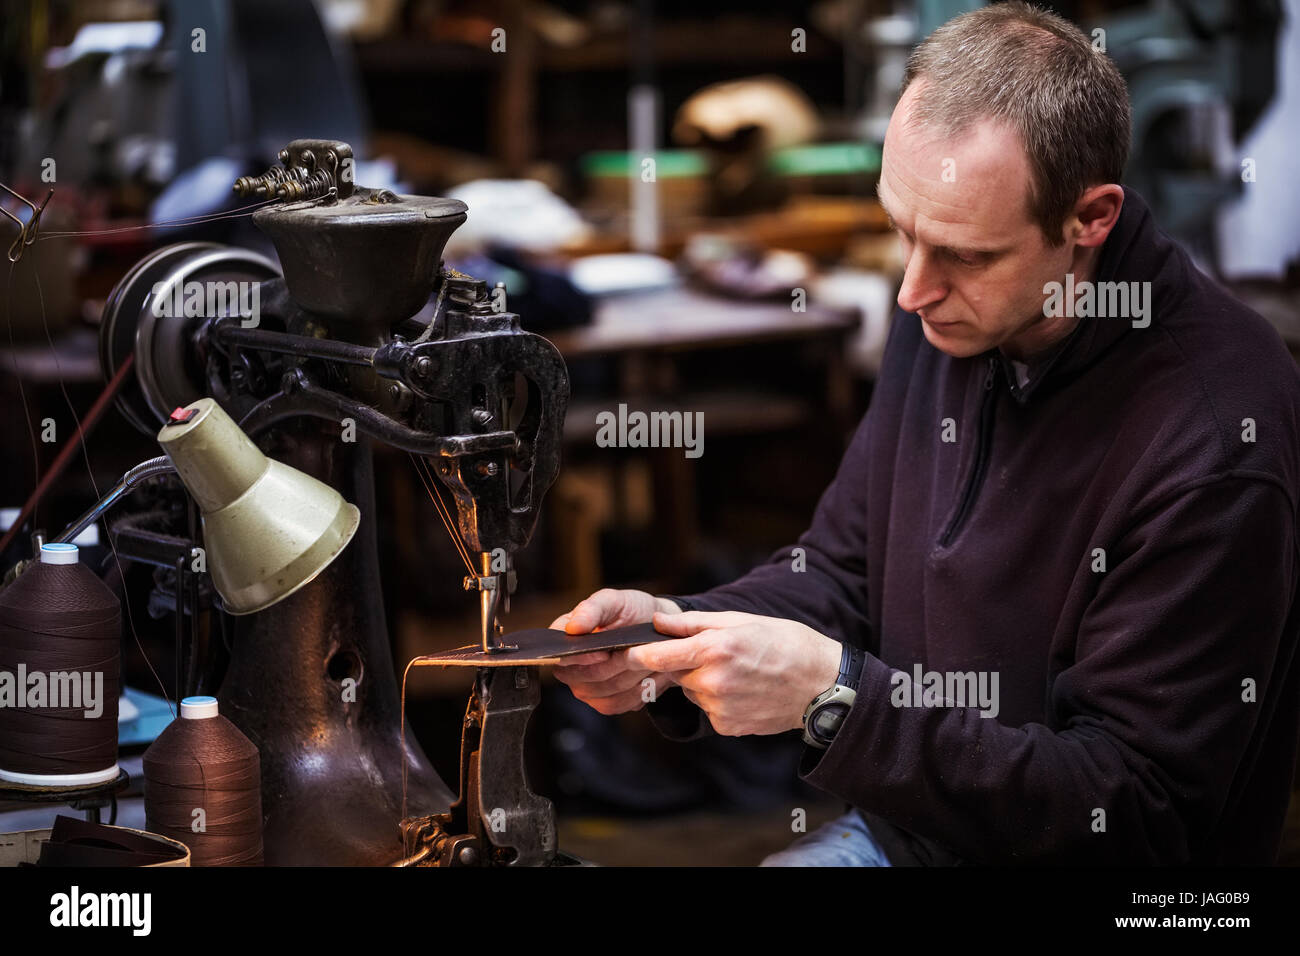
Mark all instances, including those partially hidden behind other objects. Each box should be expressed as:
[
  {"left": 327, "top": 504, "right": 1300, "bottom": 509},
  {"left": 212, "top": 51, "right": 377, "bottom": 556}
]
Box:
[{"left": 550, "top": 589, "right": 683, "bottom": 716}]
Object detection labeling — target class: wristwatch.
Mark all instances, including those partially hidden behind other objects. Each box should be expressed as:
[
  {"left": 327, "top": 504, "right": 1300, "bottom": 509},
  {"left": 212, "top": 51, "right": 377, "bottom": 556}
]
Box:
[{"left": 802, "top": 642, "right": 865, "bottom": 749}]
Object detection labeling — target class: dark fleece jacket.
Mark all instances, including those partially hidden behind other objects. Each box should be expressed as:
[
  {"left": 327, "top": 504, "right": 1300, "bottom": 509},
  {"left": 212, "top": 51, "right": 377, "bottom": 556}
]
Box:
[{"left": 650, "top": 187, "right": 1300, "bottom": 865}]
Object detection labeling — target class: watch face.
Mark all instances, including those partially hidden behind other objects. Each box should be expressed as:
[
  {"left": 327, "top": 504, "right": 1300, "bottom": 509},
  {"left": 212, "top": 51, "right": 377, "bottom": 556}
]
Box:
[{"left": 811, "top": 702, "right": 850, "bottom": 740}]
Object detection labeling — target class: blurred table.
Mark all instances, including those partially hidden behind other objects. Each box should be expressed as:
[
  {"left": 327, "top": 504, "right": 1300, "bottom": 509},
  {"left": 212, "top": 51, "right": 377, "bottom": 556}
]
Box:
[
  {"left": 552, "top": 285, "right": 859, "bottom": 356},
  {"left": 553, "top": 285, "right": 859, "bottom": 435},
  {"left": 547, "top": 286, "right": 860, "bottom": 592}
]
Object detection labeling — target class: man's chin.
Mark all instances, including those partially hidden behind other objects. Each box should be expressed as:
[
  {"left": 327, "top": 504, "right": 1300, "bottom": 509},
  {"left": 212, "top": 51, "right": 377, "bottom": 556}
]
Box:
[{"left": 920, "top": 319, "right": 986, "bottom": 358}]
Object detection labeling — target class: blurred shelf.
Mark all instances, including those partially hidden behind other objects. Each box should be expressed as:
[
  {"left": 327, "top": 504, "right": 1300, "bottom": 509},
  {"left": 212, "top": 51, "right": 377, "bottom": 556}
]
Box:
[
  {"left": 563, "top": 198, "right": 891, "bottom": 262},
  {"left": 538, "top": 19, "right": 837, "bottom": 71},
  {"left": 353, "top": 19, "right": 837, "bottom": 75},
  {"left": 550, "top": 285, "right": 859, "bottom": 358}
]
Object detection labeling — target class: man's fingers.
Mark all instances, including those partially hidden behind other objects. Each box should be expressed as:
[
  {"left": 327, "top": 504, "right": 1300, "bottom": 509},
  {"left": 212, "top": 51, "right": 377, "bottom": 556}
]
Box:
[
  {"left": 633, "top": 672, "right": 676, "bottom": 706},
  {"left": 551, "top": 650, "right": 628, "bottom": 683},
  {"left": 561, "top": 667, "right": 654, "bottom": 699},
  {"left": 581, "top": 687, "right": 648, "bottom": 716},
  {"left": 569, "top": 675, "right": 671, "bottom": 716},
  {"left": 651, "top": 610, "right": 707, "bottom": 637},
  {"left": 625, "top": 633, "right": 714, "bottom": 672},
  {"left": 564, "top": 601, "right": 600, "bottom": 635},
  {"left": 564, "top": 590, "right": 620, "bottom": 634},
  {"left": 651, "top": 609, "right": 754, "bottom": 637},
  {"left": 553, "top": 650, "right": 612, "bottom": 668},
  {"left": 649, "top": 671, "right": 677, "bottom": 692},
  {"left": 680, "top": 685, "right": 709, "bottom": 710}
]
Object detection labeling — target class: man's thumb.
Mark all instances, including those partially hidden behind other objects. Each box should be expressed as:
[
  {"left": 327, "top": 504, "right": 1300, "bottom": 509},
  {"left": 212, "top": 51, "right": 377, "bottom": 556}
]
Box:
[
  {"left": 565, "top": 597, "right": 607, "bottom": 634},
  {"left": 652, "top": 610, "right": 709, "bottom": 636}
]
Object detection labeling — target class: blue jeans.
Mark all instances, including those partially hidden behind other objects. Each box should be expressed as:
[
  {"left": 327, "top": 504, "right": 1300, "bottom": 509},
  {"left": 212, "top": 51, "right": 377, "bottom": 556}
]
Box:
[{"left": 760, "top": 810, "right": 892, "bottom": 867}]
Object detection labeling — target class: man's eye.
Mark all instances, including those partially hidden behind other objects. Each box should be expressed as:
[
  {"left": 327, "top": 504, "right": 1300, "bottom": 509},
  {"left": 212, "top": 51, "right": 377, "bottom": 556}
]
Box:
[{"left": 950, "top": 251, "right": 983, "bottom": 267}]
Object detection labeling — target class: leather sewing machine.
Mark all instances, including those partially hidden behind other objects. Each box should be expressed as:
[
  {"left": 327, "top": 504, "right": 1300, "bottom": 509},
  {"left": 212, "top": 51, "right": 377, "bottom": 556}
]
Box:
[{"left": 99, "top": 139, "right": 571, "bottom": 865}]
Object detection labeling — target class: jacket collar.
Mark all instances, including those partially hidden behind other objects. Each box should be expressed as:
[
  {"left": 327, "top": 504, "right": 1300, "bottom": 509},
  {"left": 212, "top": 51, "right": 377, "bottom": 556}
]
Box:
[{"left": 996, "top": 186, "right": 1163, "bottom": 405}]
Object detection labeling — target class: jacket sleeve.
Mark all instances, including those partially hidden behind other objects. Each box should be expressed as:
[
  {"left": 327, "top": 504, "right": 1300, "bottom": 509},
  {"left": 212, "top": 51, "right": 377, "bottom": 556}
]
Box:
[
  {"left": 799, "top": 475, "right": 1299, "bottom": 863},
  {"left": 645, "top": 407, "right": 876, "bottom": 741}
]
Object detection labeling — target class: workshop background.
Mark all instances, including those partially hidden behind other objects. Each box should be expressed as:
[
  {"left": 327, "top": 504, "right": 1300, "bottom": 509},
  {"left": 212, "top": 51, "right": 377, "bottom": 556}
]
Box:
[{"left": 1, "top": 0, "right": 1298, "bottom": 866}]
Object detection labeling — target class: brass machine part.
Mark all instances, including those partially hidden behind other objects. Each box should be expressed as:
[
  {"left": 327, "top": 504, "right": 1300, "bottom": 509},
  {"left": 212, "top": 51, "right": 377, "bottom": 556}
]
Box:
[
  {"left": 233, "top": 141, "right": 356, "bottom": 203},
  {"left": 463, "top": 551, "right": 518, "bottom": 654}
]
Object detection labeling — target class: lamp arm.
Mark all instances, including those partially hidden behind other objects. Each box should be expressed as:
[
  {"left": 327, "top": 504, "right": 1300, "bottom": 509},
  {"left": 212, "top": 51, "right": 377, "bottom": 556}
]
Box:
[{"left": 53, "top": 456, "right": 176, "bottom": 545}]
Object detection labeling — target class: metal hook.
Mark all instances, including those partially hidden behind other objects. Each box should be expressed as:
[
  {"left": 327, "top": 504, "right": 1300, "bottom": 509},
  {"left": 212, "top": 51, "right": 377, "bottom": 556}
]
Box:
[
  {"left": 0, "top": 182, "right": 54, "bottom": 263},
  {"left": 0, "top": 203, "right": 23, "bottom": 263}
]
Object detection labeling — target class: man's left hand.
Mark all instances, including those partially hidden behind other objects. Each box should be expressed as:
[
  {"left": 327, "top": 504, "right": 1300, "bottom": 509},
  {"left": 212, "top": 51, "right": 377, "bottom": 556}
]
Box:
[{"left": 626, "top": 611, "right": 843, "bottom": 736}]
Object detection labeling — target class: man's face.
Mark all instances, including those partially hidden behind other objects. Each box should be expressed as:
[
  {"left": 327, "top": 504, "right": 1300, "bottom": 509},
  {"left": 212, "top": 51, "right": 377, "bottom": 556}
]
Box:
[{"left": 878, "top": 83, "right": 1080, "bottom": 360}]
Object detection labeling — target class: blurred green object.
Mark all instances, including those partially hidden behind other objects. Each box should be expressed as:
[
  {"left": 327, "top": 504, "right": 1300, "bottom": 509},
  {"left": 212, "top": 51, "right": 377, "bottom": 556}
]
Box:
[
  {"left": 582, "top": 150, "right": 709, "bottom": 178},
  {"left": 582, "top": 143, "right": 881, "bottom": 181},
  {"left": 765, "top": 142, "right": 882, "bottom": 177}
]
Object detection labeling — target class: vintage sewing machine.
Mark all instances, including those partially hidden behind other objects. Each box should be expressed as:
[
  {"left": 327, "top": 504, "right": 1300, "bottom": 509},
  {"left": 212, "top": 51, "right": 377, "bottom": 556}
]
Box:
[{"left": 98, "top": 140, "right": 571, "bottom": 865}]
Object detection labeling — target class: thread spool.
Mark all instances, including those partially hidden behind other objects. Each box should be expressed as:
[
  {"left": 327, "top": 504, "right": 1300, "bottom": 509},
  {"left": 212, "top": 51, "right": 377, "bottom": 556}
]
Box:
[
  {"left": 0, "top": 542, "right": 120, "bottom": 786},
  {"left": 143, "top": 696, "right": 264, "bottom": 866}
]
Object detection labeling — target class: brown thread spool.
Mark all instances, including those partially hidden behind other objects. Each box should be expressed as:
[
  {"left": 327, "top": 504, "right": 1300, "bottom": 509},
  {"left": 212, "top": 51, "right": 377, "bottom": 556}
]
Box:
[
  {"left": 0, "top": 542, "right": 120, "bottom": 786},
  {"left": 144, "top": 696, "right": 264, "bottom": 866}
]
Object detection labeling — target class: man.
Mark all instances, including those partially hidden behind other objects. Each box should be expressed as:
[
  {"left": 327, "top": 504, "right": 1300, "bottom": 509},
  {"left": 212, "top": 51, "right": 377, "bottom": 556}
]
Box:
[{"left": 553, "top": 2, "right": 1300, "bottom": 864}]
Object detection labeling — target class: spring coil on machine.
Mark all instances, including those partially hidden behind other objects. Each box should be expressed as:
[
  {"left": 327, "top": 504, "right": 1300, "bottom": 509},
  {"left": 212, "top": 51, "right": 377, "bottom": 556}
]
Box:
[
  {"left": 232, "top": 165, "right": 291, "bottom": 199},
  {"left": 233, "top": 162, "right": 336, "bottom": 202},
  {"left": 275, "top": 166, "right": 336, "bottom": 201}
]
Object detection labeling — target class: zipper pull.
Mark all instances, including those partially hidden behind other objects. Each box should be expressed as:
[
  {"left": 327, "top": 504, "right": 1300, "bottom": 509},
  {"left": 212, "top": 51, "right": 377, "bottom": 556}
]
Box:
[{"left": 984, "top": 356, "right": 997, "bottom": 390}]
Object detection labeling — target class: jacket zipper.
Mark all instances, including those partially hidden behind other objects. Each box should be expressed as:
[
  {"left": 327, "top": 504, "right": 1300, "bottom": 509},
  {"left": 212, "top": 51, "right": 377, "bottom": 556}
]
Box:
[{"left": 940, "top": 356, "right": 998, "bottom": 547}]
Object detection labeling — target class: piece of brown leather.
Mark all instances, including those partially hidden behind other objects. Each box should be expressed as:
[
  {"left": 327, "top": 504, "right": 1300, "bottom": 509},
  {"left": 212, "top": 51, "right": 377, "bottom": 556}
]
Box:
[{"left": 412, "top": 622, "right": 673, "bottom": 667}]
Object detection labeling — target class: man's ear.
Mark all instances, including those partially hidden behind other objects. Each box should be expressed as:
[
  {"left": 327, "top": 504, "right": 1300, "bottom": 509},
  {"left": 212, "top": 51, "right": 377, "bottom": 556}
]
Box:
[{"left": 1070, "top": 184, "right": 1124, "bottom": 248}]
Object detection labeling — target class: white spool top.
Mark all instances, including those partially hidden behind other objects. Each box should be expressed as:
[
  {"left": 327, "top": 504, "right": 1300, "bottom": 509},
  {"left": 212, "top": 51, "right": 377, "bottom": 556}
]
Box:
[
  {"left": 180, "top": 696, "right": 219, "bottom": 719},
  {"left": 0, "top": 763, "right": 120, "bottom": 787},
  {"left": 39, "top": 542, "right": 79, "bottom": 565}
]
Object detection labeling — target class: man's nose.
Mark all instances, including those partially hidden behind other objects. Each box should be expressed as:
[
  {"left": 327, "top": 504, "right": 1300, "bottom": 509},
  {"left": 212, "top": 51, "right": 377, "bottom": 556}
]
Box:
[{"left": 896, "top": 247, "right": 947, "bottom": 315}]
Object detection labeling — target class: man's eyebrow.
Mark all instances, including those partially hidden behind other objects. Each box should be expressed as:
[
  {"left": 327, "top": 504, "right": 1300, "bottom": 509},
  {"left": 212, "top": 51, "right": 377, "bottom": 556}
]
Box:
[
  {"left": 874, "top": 180, "right": 899, "bottom": 228},
  {"left": 875, "top": 180, "right": 1009, "bottom": 258}
]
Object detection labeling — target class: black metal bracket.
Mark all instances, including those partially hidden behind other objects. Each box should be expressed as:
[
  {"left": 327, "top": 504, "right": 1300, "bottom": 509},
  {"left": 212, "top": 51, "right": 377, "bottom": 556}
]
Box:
[
  {"left": 210, "top": 270, "right": 569, "bottom": 555},
  {"left": 401, "top": 665, "right": 556, "bottom": 866}
]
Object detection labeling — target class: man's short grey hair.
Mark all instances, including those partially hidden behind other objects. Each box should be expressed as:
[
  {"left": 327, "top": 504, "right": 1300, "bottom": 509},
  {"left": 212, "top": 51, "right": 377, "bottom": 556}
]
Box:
[{"left": 900, "top": 1, "right": 1131, "bottom": 246}]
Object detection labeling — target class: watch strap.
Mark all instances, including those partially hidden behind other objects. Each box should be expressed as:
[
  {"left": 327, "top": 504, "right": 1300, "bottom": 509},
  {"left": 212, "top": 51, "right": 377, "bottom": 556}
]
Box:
[{"left": 838, "top": 642, "right": 865, "bottom": 691}]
